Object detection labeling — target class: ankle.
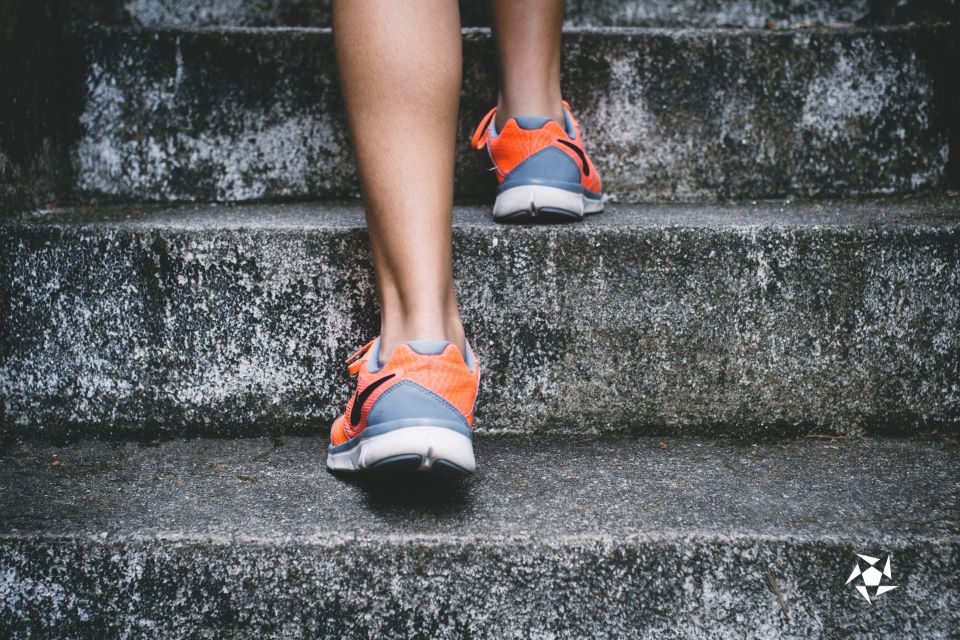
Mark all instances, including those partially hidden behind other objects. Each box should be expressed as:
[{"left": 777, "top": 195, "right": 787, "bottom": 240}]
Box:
[
  {"left": 379, "top": 315, "right": 467, "bottom": 365},
  {"left": 495, "top": 95, "right": 564, "bottom": 130}
]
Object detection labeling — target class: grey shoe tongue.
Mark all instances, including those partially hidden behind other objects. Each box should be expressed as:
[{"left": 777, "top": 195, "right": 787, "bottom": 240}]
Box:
[
  {"left": 406, "top": 340, "right": 451, "bottom": 355},
  {"left": 513, "top": 115, "right": 553, "bottom": 130}
]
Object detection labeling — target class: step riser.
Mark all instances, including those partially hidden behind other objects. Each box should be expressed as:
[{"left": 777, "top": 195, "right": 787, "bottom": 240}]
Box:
[
  {"left": 69, "top": 27, "right": 952, "bottom": 204},
  {"left": 3, "top": 207, "right": 958, "bottom": 438},
  {"left": 2, "top": 538, "right": 955, "bottom": 638},
  {"left": 68, "top": 0, "right": 957, "bottom": 28}
]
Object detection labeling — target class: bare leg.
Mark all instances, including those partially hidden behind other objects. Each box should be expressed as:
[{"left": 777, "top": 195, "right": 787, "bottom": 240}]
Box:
[
  {"left": 333, "top": 0, "right": 466, "bottom": 361},
  {"left": 489, "top": 0, "right": 566, "bottom": 129}
]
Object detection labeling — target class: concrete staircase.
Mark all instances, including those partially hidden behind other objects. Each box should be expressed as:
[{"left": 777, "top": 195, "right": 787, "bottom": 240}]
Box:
[{"left": 2, "top": 1, "right": 959, "bottom": 638}]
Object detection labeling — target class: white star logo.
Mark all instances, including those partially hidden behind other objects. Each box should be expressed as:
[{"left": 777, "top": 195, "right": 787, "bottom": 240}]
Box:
[{"left": 846, "top": 554, "right": 897, "bottom": 604}]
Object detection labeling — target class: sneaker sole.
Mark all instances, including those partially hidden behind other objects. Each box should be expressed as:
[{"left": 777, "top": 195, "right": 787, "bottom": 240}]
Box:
[
  {"left": 493, "top": 184, "right": 604, "bottom": 223},
  {"left": 326, "top": 425, "right": 476, "bottom": 476}
]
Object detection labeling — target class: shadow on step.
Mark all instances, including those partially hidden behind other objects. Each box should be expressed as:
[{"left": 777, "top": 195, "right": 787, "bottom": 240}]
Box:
[{"left": 328, "top": 470, "right": 475, "bottom": 518}]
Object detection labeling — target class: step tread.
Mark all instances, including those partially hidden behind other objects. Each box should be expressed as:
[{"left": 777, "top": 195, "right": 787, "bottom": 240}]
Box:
[
  {"left": 2, "top": 435, "right": 957, "bottom": 542},
  {"left": 6, "top": 435, "right": 958, "bottom": 636}
]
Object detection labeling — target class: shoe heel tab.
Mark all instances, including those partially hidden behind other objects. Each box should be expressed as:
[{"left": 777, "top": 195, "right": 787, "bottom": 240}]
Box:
[{"left": 407, "top": 340, "right": 477, "bottom": 373}]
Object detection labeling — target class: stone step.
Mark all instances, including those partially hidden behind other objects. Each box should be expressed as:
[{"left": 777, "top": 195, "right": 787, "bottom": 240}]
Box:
[
  {"left": 2, "top": 198, "right": 958, "bottom": 439},
  {"left": 1, "top": 435, "right": 957, "bottom": 638},
  {"left": 67, "top": 25, "right": 954, "bottom": 204},
  {"left": 69, "top": 0, "right": 957, "bottom": 28}
]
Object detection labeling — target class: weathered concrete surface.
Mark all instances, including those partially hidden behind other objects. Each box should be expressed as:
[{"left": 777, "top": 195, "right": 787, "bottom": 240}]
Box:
[
  {"left": 2, "top": 199, "right": 959, "bottom": 439},
  {"left": 68, "top": 25, "right": 952, "bottom": 203},
  {"left": 64, "top": 0, "right": 958, "bottom": 28},
  {"left": 1, "top": 436, "right": 957, "bottom": 638},
  {"left": 0, "top": 0, "right": 72, "bottom": 217},
  {"left": 561, "top": 0, "right": 958, "bottom": 27}
]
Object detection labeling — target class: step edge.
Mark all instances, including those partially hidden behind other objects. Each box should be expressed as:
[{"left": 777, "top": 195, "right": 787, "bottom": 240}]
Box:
[
  {"left": 2, "top": 530, "right": 956, "bottom": 547},
  {"left": 4, "top": 199, "right": 958, "bottom": 231},
  {"left": 71, "top": 22, "right": 952, "bottom": 38}
]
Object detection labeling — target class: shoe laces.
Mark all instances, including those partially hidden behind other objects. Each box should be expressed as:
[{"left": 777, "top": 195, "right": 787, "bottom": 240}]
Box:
[
  {"left": 345, "top": 338, "right": 377, "bottom": 376},
  {"left": 470, "top": 107, "right": 497, "bottom": 150}
]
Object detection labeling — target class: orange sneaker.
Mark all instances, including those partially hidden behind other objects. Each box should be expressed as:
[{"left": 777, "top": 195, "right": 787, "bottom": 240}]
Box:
[
  {"left": 471, "top": 101, "right": 603, "bottom": 223},
  {"left": 326, "top": 338, "right": 480, "bottom": 475}
]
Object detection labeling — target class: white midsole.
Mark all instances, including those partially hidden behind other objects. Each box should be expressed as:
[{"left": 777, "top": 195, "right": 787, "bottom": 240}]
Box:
[
  {"left": 493, "top": 184, "right": 604, "bottom": 219},
  {"left": 326, "top": 425, "right": 476, "bottom": 473}
]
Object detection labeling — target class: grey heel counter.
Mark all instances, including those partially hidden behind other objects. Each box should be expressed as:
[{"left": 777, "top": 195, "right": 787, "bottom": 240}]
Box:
[
  {"left": 366, "top": 380, "right": 468, "bottom": 429},
  {"left": 502, "top": 146, "right": 581, "bottom": 187}
]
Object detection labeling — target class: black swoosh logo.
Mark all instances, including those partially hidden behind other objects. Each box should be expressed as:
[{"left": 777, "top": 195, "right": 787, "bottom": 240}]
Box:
[
  {"left": 349, "top": 374, "right": 396, "bottom": 426},
  {"left": 556, "top": 139, "right": 590, "bottom": 177}
]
